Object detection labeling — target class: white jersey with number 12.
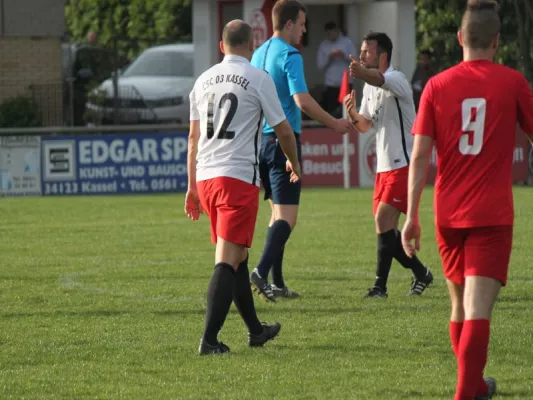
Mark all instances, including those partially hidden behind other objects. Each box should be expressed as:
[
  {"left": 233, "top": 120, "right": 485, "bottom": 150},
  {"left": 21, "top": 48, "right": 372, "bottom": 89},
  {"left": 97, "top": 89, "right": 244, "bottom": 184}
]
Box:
[{"left": 189, "top": 54, "right": 286, "bottom": 186}]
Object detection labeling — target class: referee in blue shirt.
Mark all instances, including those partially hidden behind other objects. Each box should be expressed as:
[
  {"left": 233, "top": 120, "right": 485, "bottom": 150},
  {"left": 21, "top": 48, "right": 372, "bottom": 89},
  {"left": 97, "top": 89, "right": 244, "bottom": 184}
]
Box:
[{"left": 250, "top": 0, "right": 357, "bottom": 301}]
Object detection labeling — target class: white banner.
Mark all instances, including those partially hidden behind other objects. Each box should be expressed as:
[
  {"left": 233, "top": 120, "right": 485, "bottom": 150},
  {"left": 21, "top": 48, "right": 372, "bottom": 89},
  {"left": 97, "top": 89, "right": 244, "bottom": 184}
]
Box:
[
  {"left": 0, "top": 136, "right": 41, "bottom": 196},
  {"left": 358, "top": 127, "right": 377, "bottom": 188}
]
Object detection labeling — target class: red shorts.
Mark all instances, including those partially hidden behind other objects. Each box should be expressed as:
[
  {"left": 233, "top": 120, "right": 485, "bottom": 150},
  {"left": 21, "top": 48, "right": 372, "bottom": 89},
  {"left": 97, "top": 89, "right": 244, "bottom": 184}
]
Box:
[
  {"left": 197, "top": 177, "right": 259, "bottom": 248},
  {"left": 373, "top": 166, "right": 408, "bottom": 215},
  {"left": 436, "top": 225, "right": 513, "bottom": 286}
]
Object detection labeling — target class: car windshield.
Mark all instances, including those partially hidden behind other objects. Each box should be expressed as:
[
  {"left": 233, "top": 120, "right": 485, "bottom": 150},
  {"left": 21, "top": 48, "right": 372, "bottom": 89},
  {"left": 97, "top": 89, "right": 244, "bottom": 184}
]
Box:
[{"left": 121, "top": 49, "right": 193, "bottom": 77}]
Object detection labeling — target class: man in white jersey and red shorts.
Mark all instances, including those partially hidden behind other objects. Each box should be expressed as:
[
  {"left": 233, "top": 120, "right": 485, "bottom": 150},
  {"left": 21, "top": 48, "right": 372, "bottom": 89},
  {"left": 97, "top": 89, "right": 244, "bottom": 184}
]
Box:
[
  {"left": 344, "top": 31, "right": 433, "bottom": 298},
  {"left": 185, "top": 20, "right": 301, "bottom": 355}
]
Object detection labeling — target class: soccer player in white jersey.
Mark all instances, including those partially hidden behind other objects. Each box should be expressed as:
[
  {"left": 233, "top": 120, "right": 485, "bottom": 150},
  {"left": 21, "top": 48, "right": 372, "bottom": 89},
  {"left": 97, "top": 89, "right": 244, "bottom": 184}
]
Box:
[
  {"left": 185, "top": 20, "right": 301, "bottom": 355},
  {"left": 343, "top": 32, "right": 433, "bottom": 298}
]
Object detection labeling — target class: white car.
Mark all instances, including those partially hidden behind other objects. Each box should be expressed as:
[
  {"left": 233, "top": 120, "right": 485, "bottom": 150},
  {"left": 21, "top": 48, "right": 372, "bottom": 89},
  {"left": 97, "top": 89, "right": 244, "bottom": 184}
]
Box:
[{"left": 86, "top": 43, "right": 194, "bottom": 125}]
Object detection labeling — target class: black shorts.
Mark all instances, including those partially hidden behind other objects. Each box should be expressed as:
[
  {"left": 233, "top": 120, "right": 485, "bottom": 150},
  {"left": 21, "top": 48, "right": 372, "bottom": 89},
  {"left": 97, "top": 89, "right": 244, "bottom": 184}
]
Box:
[{"left": 259, "top": 133, "right": 302, "bottom": 205}]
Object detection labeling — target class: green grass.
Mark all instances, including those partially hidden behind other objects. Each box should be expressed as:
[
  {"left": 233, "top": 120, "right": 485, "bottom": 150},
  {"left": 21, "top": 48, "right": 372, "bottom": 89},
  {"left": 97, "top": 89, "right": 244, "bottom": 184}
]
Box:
[{"left": 1, "top": 187, "right": 533, "bottom": 399}]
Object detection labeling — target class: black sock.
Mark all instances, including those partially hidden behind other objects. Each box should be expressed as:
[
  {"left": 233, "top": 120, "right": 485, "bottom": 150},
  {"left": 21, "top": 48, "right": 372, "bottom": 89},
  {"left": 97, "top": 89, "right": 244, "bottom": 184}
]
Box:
[
  {"left": 256, "top": 226, "right": 274, "bottom": 278},
  {"left": 256, "top": 220, "right": 292, "bottom": 279},
  {"left": 233, "top": 256, "right": 263, "bottom": 335},
  {"left": 393, "top": 230, "right": 429, "bottom": 280},
  {"left": 202, "top": 262, "right": 235, "bottom": 346},
  {"left": 272, "top": 244, "right": 285, "bottom": 288},
  {"left": 374, "top": 230, "right": 397, "bottom": 290}
]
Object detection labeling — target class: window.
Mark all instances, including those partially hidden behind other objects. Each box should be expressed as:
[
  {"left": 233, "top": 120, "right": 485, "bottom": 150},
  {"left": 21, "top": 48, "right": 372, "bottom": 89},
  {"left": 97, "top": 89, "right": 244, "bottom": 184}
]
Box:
[{"left": 121, "top": 50, "right": 194, "bottom": 78}]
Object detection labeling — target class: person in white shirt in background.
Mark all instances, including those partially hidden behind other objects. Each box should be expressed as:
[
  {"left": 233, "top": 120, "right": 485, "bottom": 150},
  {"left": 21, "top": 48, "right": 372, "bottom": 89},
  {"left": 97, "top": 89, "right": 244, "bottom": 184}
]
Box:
[{"left": 316, "top": 21, "right": 356, "bottom": 117}]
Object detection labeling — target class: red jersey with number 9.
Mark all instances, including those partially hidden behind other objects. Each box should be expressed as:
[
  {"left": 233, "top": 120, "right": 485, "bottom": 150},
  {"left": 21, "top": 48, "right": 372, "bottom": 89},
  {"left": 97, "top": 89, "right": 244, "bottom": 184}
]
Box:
[{"left": 412, "top": 60, "right": 533, "bottom": 228}]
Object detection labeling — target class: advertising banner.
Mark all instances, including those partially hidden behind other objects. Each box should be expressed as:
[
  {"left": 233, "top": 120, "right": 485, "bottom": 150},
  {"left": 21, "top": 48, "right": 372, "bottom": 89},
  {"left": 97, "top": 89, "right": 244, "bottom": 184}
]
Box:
[
  {"left": 40, "top": 132, "right": 189, "bottom": 196},
  {"left": 513, "top": 126, "right": 529, "bottom": 184},
  {"left": 300, "top": 128, "right": 359, "bottom": 187},
  {"left": 357, "top": 126, "right": 529, "bottom": 186},
  {"left": 357, "top": 128, "right": 377, "bottom": 188},
  {"left": 247, "top": 0, "right": 275, "bottom": 50},
  {"left": 0, "top": 136, "right": 41, "bottom": 196},
  {"left": 528, "top": 143, "right": 533, "bottom": 185}
]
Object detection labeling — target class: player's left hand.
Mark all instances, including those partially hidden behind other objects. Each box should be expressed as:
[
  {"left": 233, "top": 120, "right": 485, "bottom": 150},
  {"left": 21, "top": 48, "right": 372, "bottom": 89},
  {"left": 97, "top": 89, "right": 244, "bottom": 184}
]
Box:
[
  {"left": 401, "top": 218, "right": 421, "bottom": 258},
  {"left": 184, "top": 189, "right": 202, "bottom": 221},
  {"left": 349, "top": 55, "right": 365, "bottom": 79}
]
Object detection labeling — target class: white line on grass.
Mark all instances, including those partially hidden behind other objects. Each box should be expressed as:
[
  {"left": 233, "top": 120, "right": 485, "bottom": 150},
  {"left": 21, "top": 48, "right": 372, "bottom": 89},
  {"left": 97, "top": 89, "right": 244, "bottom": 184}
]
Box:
[{"left": 58, "top": 271, "right": 205, "bottom": 305}]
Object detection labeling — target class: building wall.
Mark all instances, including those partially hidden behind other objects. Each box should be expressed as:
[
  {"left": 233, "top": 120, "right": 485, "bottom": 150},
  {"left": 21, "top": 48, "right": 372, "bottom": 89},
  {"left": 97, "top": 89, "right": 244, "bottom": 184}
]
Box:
[
  {"left": 300, "top": 5, "right": 341, "bottom": 90},
  {"left": 193, "top": 0, "right": 220, "bottom": 78},
  {"left": 0, "top": 0, "right": 66, "bottom": 126},
  {"left": 1, "top": 0, "right": 66, "bottom": 37},
  {"left": 356, "top": 2, "right": 399, "bottom": 69},
  {"left": 0, "top": 37, "right": 63, "bottom": 126}
]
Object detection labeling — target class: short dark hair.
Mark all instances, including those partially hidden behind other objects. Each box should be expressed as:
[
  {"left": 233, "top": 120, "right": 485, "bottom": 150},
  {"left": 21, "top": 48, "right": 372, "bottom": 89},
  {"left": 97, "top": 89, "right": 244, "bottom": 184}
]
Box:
[
  {"left": 222, "top": 21, "right": 252, "bottom": 48},
  {"left": 362, "top": 31, "right": 393, "bottom": 64},
  {"left": 461, "top": 0, "right": 500, "bottom": 50},
  {"left": 420, "top": 49, "right": 433, "bottom": 58},
  {"left": 272, "top": 0, "right": 306, "bottom": 32},
  {"left": 324, "top": 21, "right": 337, "bottom": 31}
]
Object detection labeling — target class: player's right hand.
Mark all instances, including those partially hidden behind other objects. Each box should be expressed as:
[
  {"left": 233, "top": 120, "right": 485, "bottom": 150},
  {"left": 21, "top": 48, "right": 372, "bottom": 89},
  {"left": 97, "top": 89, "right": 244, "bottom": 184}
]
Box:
[
  {"left": 343, "top": 90, "right": 356, "bottom": 115},
  {"left": 285, "top": 160, "right": 301, "bottom": 183},
  {"left": 184, "top": 189, "right": 202, "bottom": 221},
  {"left": 333, "top": 118, "right": 358, "bottom": 135},
  {"left": 401, "top": 218, "right": 421, "bottom": 258}
]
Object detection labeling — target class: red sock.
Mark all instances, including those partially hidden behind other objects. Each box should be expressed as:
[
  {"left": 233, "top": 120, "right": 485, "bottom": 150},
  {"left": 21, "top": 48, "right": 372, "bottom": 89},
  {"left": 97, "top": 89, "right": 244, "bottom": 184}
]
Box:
[
  {"left": 449, "top": 321, "right": 463, "bottom": 356},
  {"left": 454, "top": 319, "right": 490, "bottom": 400},
  {"left": 450, "top": 321, "right": 488, "bottom": 396}
]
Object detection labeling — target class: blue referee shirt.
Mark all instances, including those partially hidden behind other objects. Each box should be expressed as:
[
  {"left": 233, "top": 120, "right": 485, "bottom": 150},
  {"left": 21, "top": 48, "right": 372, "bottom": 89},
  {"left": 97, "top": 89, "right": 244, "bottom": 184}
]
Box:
[{"left": 251, "top": 37, "right": 308, "bottom": 135}]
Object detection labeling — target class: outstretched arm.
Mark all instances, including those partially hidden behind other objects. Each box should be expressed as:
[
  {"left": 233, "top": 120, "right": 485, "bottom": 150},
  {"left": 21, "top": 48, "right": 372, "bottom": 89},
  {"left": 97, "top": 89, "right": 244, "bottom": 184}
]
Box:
[
  {"left": 349, "top": 57, "right": 385, "bottom": 87},
  {"left": 349, "top": 55, "right": 411, "bottom": 98},
  {"left": 293, "top": 92, "right": 355, "bottom": 135},
  {"left": 286, "top": 51, "right": 357, "bottom": 135}
]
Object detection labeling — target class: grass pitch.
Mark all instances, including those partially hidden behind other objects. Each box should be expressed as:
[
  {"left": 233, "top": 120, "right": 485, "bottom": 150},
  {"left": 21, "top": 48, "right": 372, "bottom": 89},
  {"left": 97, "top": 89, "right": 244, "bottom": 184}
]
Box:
[{"left": 1, "top": 187, "right": 532, "bottom": 399}]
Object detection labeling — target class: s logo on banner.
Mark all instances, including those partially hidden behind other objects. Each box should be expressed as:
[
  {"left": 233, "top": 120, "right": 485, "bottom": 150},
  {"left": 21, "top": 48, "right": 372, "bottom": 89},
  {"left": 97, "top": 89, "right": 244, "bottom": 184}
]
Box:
[
  {"left": 42, "top": 140, "right": 76, "bottom": 181},
  {"left": 250, "top": 9, "right": 267, "bottom": 49}
]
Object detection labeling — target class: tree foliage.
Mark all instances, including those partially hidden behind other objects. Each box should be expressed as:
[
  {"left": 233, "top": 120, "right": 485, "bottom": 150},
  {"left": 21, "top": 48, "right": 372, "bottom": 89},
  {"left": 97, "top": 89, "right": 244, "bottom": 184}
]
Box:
[
  {"left": 65, "top": 0, "right": 192, "bottom": 61},
  {"left": 416, "top": 0, "right": 533, "bottom": 82}
]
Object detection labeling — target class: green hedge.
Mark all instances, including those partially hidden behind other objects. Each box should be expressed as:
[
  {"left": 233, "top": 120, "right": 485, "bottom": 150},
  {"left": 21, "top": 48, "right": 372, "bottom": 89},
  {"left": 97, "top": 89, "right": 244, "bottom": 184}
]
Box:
[{"left": 0, "top": 96, "right": 43, "bottom": 128}]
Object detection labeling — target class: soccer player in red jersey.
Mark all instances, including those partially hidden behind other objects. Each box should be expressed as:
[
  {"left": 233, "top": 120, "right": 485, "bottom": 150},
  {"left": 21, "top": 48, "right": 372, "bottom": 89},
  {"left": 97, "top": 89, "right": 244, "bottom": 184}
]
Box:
[{"left": 402, "top": 1, "right": 533, "bottom": 399}]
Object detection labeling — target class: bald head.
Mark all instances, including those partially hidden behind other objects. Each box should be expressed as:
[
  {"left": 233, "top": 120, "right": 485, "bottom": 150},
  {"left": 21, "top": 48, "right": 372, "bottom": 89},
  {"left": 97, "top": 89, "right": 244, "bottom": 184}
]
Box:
[{"left": 222, "top": 20, "right": 253, "bottom": 49}]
